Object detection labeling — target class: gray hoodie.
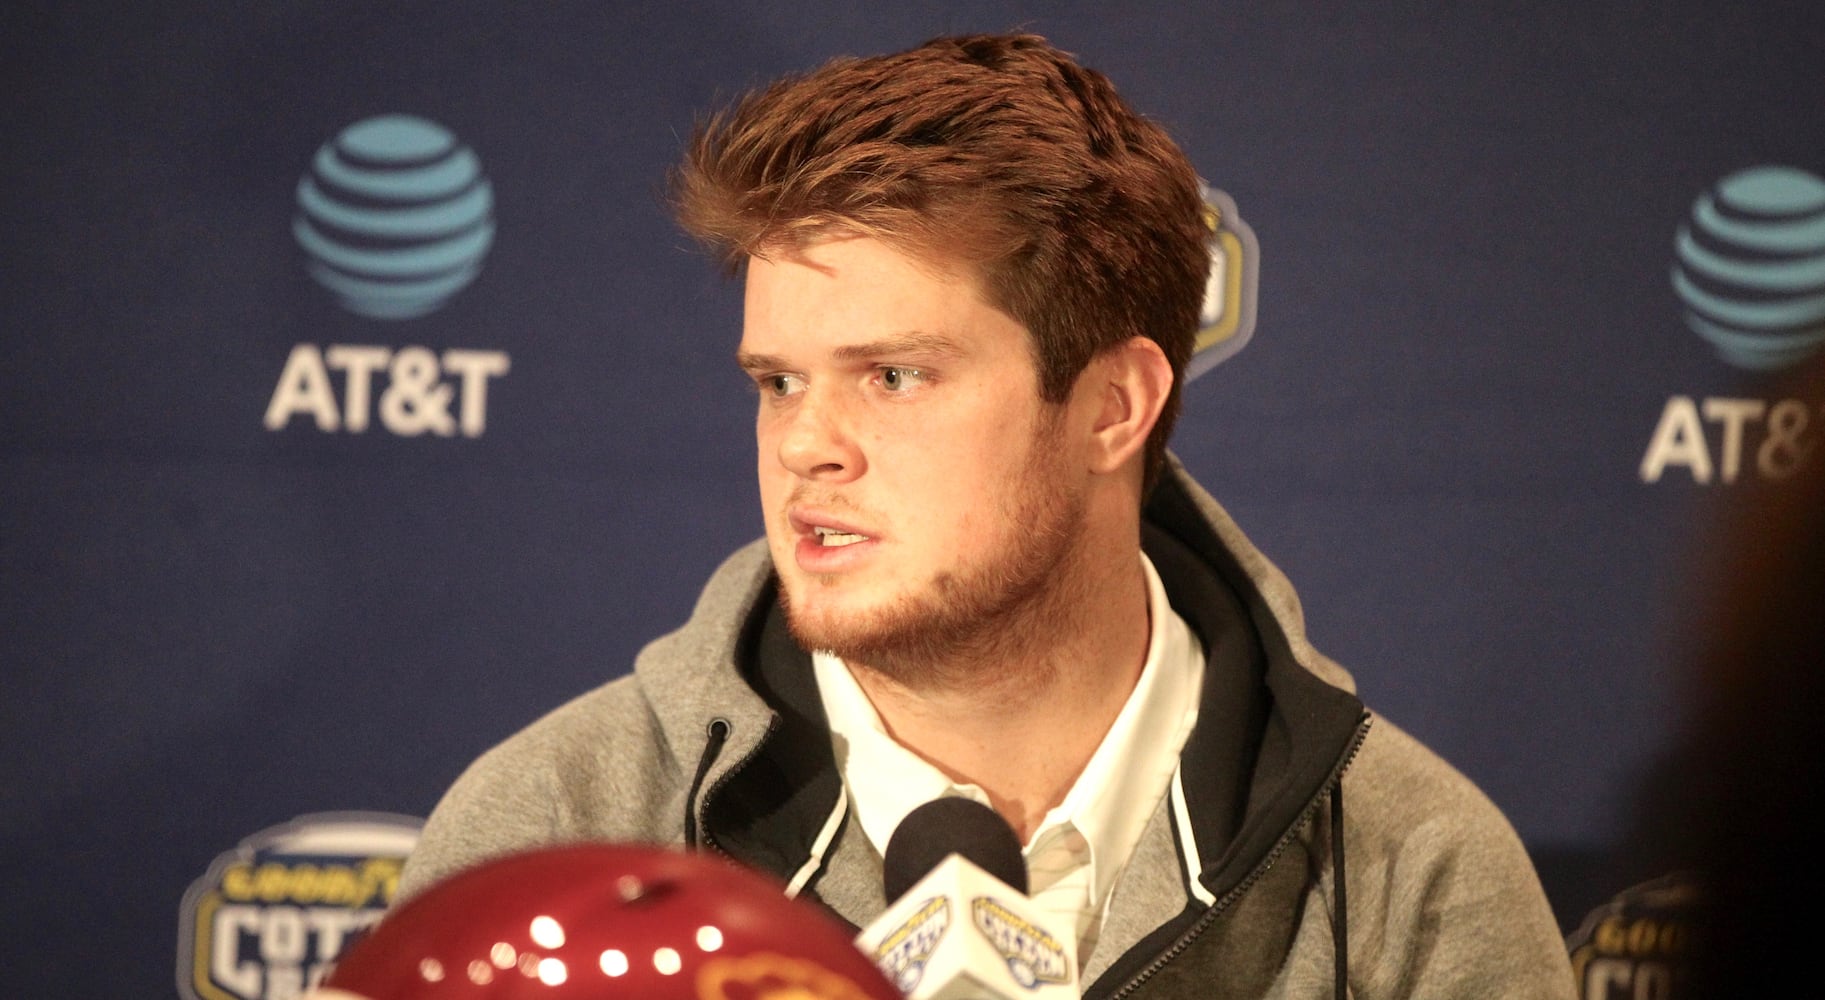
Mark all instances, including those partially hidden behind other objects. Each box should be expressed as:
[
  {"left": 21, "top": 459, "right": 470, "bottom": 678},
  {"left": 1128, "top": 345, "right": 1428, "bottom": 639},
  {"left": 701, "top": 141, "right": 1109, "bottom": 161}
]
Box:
[{"left": 400, "top": 457, "right": 1576, "bottom": 999}]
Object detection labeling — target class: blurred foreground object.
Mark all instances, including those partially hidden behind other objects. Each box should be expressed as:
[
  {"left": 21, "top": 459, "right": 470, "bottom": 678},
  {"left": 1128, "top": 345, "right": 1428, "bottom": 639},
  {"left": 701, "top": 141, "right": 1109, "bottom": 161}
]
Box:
[
  {"left": 306, "top": 844, "right": 903, "bottom": 1000},
  {"left": 1573, "top": 353, "right": 1825, "bottom": 998}
]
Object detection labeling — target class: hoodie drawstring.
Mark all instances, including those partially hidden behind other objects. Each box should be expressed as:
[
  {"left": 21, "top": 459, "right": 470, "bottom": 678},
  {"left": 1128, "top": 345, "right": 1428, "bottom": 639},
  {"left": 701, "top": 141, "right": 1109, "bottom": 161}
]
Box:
[
  {"left": 1331, "top": 781, "right": 1349, "bottom": 997},
  {"left": 684, "top": 718, "right": 731, "bottom": 850}
]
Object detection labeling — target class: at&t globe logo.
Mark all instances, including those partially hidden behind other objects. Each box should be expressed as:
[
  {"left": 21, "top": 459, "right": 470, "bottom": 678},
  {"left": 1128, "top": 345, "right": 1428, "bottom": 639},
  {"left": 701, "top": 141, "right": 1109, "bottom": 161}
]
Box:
[
  {"left": 1640, "top": 165, "right": 1825, "bottom": 486},
  {"left": 1672, "top": 165, "right": 1825, "bottom": 371},
  {"left": 294, "top": 114, "right": 496, "bottom": 319}
]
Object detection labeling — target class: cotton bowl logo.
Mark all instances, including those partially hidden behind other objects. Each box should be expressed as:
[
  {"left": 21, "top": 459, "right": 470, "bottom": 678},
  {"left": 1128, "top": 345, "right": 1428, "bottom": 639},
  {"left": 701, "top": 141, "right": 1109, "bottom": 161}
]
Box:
[
  {"left": 1566, "top": 872, "right": 1702, "bottom": 998},
  {"left": 869, "top": 896, "right": 950, "bottom": 993},
  {"left": 294, "top": 114, "right": 495, "bottom": 319},
  {"left": 1185, "top": 180, "right": 1260, "bottom": 382},
  {"left": 1672, "top": 165, "right": 1825, "bottom": 371},
  {"left": 178, "top": 812, "right": 422, "bottom": 1000},
  {"left": 970, "top": 896, "right": 1069, "bottom": 989}
]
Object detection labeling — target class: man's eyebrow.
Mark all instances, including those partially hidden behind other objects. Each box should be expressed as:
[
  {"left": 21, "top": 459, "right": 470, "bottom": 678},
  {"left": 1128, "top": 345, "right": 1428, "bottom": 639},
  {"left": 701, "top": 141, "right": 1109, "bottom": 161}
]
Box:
[
  {"left": 735, "top": 332, "right": 966, "bottom": 374},
  {"left": 831, "top": 332, "right": 965, "bottom": 362},
  {"left": 736, "top": 351, "right": 786, "bottom": 375}
]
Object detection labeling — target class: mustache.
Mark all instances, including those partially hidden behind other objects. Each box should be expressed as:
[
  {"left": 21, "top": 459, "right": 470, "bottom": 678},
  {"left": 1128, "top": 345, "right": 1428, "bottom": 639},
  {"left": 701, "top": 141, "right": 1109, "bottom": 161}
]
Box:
[{"left": 783, "top": 485, "right": 870, "bottom": 518}]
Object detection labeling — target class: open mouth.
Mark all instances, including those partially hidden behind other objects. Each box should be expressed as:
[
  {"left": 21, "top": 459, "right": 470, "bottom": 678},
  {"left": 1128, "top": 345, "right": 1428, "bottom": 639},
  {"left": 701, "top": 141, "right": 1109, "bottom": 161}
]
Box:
[{"left": 813, "top": 526, "right": 869, "bottom": 547}]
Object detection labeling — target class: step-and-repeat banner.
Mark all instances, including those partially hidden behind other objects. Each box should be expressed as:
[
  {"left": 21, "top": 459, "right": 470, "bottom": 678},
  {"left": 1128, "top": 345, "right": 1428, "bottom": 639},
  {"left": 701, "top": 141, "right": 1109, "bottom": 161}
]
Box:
[{"left": 4, "top": 3, "right": 1821, "bottom": 997}]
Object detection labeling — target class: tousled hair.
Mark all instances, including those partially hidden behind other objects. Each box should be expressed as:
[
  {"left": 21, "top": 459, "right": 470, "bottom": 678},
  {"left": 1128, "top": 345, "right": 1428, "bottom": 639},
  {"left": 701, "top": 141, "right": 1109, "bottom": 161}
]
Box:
[{"left": 670, "top": 33, "right": 1210, "bottom": 490}]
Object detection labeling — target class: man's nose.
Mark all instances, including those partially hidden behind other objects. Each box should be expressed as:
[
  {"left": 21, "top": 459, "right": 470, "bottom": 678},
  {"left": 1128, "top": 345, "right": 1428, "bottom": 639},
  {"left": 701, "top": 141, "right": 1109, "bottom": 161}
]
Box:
[{"left": 775, "top": 387, "right": 865, "bottom": 481}]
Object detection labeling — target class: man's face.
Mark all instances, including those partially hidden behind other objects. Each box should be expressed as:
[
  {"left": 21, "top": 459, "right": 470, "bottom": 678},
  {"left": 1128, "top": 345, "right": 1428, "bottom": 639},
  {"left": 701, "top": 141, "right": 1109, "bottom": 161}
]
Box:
[{"left": 739, "top": 236, "right": 1089, "bottom": 676}]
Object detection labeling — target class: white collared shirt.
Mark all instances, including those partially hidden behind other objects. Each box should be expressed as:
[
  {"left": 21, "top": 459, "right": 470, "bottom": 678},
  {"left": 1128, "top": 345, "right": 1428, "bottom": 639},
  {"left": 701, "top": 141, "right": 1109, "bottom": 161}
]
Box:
[{"left": 814, "top": 553, "right": 1205, "bottom": 970}]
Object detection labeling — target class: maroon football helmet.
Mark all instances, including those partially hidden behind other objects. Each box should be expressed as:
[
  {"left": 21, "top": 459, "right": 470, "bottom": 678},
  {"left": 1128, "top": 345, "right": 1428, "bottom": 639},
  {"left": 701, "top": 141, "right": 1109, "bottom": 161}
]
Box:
[{"left": 306, "top": 844, "right": 901, "bottom": 1000}]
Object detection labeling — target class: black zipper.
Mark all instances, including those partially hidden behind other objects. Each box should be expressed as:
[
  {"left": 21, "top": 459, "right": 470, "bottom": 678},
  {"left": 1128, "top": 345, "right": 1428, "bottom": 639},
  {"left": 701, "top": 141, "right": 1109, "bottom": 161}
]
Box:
[{"left": 1100, "top": 713, "right": 1373, "bottom": 1000}]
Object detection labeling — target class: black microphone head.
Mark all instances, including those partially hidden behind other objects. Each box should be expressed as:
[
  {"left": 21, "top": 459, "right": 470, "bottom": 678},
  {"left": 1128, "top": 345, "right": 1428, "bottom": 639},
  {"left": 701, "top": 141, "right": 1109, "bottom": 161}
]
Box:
[{"left": 882, "top": 796, "right": 1027, "bottom": 902}]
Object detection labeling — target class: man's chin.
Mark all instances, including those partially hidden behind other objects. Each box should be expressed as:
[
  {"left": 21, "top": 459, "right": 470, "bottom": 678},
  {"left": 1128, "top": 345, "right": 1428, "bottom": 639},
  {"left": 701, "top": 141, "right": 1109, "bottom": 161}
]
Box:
[
  {"left": 776, "top": 580, "right": 895, "bottom": 656},
  {"left": 776, "top": 592, "right": 867, "bottom": 652}
]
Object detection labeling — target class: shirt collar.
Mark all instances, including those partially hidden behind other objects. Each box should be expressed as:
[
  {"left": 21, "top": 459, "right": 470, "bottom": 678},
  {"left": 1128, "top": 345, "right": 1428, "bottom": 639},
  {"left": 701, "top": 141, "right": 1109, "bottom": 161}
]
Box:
[{"left": 813, "top": 552, "right": 1205, "bottom": 908}]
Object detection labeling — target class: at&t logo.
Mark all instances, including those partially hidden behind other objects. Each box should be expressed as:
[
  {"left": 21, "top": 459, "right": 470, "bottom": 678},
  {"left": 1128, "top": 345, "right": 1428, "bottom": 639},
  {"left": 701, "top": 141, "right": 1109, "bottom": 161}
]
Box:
[
  {"left": 1639, "top": 165, "right": 1825, "bottom": 485},
  {"left": 264, "top": 343, "right": 509, "bottom": 438},
  {"left": 270, "top": 114, "right": 510, "bottom": 438},
  {"left": 1671, "top": 165, "right": 1825, "bottom": 371},
  {"left": 294, "top": 115, "right": 495, "bottom": 319},
  {"left": 1639, "top": 395, "right": 1817, "bottom": 485}
]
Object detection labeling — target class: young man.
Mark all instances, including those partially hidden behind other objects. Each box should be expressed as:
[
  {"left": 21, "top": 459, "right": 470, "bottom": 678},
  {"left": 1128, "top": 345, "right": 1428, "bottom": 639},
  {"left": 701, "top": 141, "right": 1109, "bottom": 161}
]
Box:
[{"left": 400, "top": 34, "right": 1575, "bottom": 998}]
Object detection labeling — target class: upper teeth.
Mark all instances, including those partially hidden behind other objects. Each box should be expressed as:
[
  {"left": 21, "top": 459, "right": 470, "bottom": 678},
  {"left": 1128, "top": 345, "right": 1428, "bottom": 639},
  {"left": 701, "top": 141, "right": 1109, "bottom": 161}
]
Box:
[{"left": 815, "top": 527, "right": 867, "bottom": 547}]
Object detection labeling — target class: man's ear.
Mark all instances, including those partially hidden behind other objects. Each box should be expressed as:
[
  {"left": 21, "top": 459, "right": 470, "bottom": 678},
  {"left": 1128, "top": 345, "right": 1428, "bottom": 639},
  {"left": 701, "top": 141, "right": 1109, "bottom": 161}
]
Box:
[{"left": 1083, "top": 337, "right": 1173, "bottom": 476}]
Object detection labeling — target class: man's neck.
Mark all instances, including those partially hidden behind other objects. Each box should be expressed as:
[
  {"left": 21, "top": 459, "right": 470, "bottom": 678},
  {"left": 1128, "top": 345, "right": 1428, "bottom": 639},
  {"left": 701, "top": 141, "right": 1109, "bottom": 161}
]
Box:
[{"left": 846, "top": 547, "right": 1152, "bottom": 842}]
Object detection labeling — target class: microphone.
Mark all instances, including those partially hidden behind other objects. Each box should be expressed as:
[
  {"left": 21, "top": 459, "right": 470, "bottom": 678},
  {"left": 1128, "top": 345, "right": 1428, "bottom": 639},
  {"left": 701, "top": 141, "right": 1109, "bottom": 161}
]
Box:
[{"left": 855, "top": 797, "right": 1078, "bottom": 1000}]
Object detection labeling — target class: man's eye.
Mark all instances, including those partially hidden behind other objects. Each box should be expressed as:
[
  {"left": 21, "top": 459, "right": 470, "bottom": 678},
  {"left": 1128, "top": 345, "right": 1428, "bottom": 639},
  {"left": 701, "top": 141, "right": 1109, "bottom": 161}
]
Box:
[
  {"left": 764, "top": 374, "right": 806, "bottom": 398},
  {"left": 878, "top": 366, "right": 926, "bottom": 392}
]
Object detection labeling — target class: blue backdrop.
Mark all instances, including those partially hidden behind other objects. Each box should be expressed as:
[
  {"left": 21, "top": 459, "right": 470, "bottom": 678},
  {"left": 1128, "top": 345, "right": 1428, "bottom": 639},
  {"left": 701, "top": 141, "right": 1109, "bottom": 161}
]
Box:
[{"left": 4, "top": 3, "right": 1823, "bottom": 996}]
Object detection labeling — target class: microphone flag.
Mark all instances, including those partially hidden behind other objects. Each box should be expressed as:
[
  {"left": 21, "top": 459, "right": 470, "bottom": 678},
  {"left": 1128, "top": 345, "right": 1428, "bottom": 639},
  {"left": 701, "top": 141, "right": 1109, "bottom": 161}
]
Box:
[{"left": 855, "top": 852, "right": 1078, "bottom": 1000}]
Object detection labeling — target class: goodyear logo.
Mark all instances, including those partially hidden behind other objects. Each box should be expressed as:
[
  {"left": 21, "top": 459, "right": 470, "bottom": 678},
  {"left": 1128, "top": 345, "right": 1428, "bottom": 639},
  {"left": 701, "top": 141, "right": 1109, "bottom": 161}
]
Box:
[
  {"left": 177, "top": 812, "right": 422, "bottom": 1000},
  {"left": 869, "top": 896, "right": 949, "bottom": 994},
  {"left": 970, "top": 897, "right": 1069, "bottom": 990},
  {"left": 1566, "top": 872, "right": 1702, "bottom": 1000},
  {"left": 1185, "top": 180, "right": 1261, "bottom": 383}
]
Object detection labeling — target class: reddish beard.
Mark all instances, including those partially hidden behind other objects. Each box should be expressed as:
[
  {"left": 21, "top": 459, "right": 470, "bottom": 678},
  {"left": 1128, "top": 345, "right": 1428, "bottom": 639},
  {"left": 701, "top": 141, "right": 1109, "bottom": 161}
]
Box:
[{"left": 775, "top": 420, "right": 1089, "bottom": 690}]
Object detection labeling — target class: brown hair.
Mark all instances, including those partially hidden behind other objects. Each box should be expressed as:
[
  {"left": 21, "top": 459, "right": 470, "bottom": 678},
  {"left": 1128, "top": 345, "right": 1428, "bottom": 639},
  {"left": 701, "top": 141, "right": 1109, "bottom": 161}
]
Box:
[{"left": 670, "top": 33, "right": 1209, "bottom": 491}]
